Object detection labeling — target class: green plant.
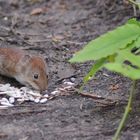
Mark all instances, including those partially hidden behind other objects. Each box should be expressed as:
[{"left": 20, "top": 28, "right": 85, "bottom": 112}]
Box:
[
  {"left": 128, "top": 0, "right": 140, "bottom": 9},
  {"left": 69, "top": 18, "right": 140, "bottom": 140}
]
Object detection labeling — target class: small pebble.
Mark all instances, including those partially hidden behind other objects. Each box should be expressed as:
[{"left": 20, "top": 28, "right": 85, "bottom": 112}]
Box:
[
  {"left": 4, "top": 17, "right": 8, "bottom": 21},
  {"left": 70, "top": 77, "right": 75, "bottom": 82},
  {"left": 40, "top": 98, "right": 48, "bottom": 103},
  {"left": 9, "top": 97, "right": 15, "bottom": 104}
]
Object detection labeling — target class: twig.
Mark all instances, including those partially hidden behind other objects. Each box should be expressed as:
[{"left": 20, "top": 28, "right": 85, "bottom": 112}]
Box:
[
  {"left": 78, "top": 91, "right": 105, "bottom": 100},
  {"left": 66, "top": 40, "right": 87, "bottom": 45},
  {"left": 55, "top": 74, "right": 78, "bottom": 84},
  {"left": 74, "top": 88, "right": 104, "bottom": 100},
  {"left": 80, "top": 98, "right": 86, "bottom": 110},
  {"left": 28, "top": 39, "right": 50, "bottom": 43},
  {"left": 24, "top": 47, "right": 45, "bottom": 53},
  {"left": 94, "top": 99, "right": 117, "bottom": 107},
  {"left": 113, "top": 80, "right": 136, "bottom": 140},
  {"left": 26, "top": 38, "right": 86, "bottom": 46},
  {"left": 73, "top": 88, "right": 117, "bottom": 106},
  {"left": 0, "top": 107, "right": 49, "bottom": 116}
]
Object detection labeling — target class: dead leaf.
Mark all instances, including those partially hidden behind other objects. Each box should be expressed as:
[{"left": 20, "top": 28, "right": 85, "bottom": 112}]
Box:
[
  {"left": 27, "top": 0, "right": 42, "bottom": 4},
  {"left": 30, "top": 7, "right": 45, "bottom": 15},
  {"left": 109, "top": 84, "right": 119, "bottom": 91},
  {"left": 123, "top": 0, "right": 129, "bottom": 5},
  {"left": 52, "top": 35, "right": 64, "bottom": 42}
]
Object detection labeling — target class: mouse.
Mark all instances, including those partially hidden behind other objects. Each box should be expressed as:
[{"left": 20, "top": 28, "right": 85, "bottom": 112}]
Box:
[{"left": 0, "top": 47, "right": 48, "bottom": 91}]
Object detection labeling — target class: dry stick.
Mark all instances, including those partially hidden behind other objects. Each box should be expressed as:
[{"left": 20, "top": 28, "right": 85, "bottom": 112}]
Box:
[
  {"left": 55, "top": 74, "right": 78, "bottom": 84},
  {"left": 74, "top": 87, "right": 105, "bottom": 99},
  {"left": 26, "top": 38, "right": 86, "bottom": 45},
  {"left": 15, "top": 30, "right": 52, "bottom": 36},
  {"left": 74, "top": 88, "right": 117, "bottom": 106},
  {"left": 113, "top": 80, "right": 136, "bottom": 140},
  {"left": 66, "top": 40, "right": 87, "bottom": 45},
  {"left": 0, "top": 108, "right": 48, "bottom": 116},
  {"left": 77, "top": 91, "right": 104, "bottom": 100}
]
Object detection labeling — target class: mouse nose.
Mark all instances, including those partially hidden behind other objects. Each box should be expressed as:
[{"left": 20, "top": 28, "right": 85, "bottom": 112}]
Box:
[
  {"left": 38, "top": 74, "right": 48, "bottom": 92},
  {"left": 41, "top": 89, "right": 48, "bottom": 95},
  {"left": 40, "top": 81, "right": 48, "bottom": 92}
]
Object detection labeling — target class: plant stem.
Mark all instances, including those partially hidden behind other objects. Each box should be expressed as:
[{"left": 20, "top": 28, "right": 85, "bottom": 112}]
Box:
[
  {"left": 112, "top": 80, "right": 136, "bottom": 140},
  {"left": 128, "top": 0, "right": 140, "bottom": 6}
]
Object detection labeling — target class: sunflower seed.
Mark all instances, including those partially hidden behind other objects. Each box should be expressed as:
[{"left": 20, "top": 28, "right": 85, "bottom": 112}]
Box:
[
  {"left": 43, "top": 94, "right": 49, "bottom": 98},
  {"left": 29, "top": 95, "right": 35, "bottom": 101},
  {"left": 51, "top": 91, "right": 60, "bottom": 95},
  {"left": 34, "top": 97, "right": 40, "bottom": 103},
  {"left": 9, "top": 97, "right": 15, "bottom": 104},
  {"left": 1, "top": 97, "right": 9, "bottom": 103},
  {"left": 1, "top": 101, "right": 14, "bottom": 107},
  {"left": 63, "top": 81, "right": 75, "bottom": 86},
  {"left": 40, "top": 98, "right": 48, "bottom": 103}
]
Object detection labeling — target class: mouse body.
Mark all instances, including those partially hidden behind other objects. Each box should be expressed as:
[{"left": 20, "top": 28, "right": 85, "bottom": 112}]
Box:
[{"left": 0, "top": 47, "right": 48, "bottom": 91}]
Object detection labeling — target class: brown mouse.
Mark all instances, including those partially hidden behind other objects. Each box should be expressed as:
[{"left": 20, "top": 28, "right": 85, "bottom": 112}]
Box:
[{"left": 0, "top": 47, "right": 48, "bottom": 91}]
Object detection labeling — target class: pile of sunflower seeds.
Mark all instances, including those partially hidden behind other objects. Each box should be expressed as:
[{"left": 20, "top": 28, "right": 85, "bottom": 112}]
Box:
[{"left": 0, "top": 80, "right": 75, "bottom": 108}]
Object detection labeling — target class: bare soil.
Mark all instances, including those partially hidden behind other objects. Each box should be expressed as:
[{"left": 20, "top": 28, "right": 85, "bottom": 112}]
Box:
[{"left": 0, "top": 0, "right": 139, "bottom": 140}]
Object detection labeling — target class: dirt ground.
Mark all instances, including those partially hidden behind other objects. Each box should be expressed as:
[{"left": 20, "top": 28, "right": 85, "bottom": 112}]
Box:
[{"left": 0, "top": 0, "right": 139, "bottom": 140}]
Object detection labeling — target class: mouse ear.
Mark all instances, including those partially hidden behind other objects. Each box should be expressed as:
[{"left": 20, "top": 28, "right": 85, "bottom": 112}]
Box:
[
  {"left": 21, "top": 54, "right": 31, "bottom": 64},
  {"left": 23, "top": 54, "right": 31, "bottom": 61},
  {"left": 16, "top": 54, "right": 31, "bottom": 72}
]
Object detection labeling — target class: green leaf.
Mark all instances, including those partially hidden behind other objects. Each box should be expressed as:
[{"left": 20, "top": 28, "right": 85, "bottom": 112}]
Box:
[
  {"left": 117, "top": 49, "right": 140, "bottom": 68},
  {"left": 127, "top": 18, "right": 140, "bottom": 27},
  {"left": 135, "top": 36, "right": 140, "bottom": 47},
  {"left": 114, "top": 42, "right": 136, "bottom": 63},
  {"left": 105, "top": 63, "right": 140, "bottom": 80},
  {"left": 70, "top": 23, "right": 140, "bottom": 62},
  {"left": 83, "top": 58, "right": 106, "bottom": 84},
  {"left": 105, "top": 47, "right": 140, "bottom": 79},
  {"left": 80, "top": 58, "right": 107, "bottom": 90}
]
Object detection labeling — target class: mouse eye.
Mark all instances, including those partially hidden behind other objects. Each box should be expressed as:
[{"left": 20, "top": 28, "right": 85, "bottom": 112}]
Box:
[
  {"left": 33, "top": 73, "right": 39, "bottom": 79},
  {"left": 46, "top": 75, "right": 49, "bottom": 79}
]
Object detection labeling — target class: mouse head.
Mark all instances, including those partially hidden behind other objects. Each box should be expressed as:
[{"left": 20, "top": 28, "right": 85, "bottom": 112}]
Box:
[{"left": 16, "top": 54, "right": 48, "bottom": 91}]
